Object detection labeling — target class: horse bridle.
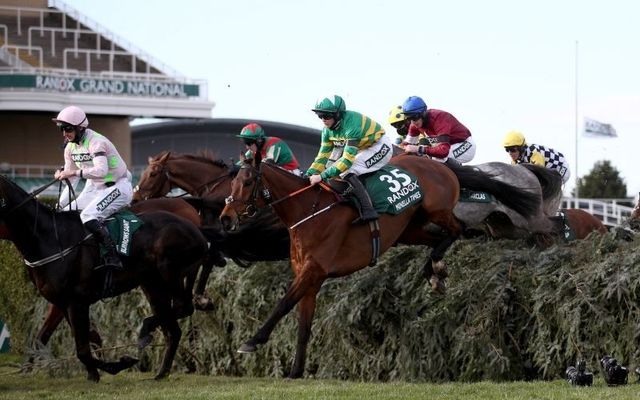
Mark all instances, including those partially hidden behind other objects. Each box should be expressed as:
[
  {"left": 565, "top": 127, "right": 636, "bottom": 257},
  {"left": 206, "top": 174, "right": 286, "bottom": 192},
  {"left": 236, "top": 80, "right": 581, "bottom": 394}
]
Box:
[
  {"left": 224, "top": 164, "right": 267, "bottom": 221},
  {"left": 140, "top": 160, "right": 232, "bottom": 199},
  {"left": 224, "top": 163, "right": 335, "bottom": 226}
]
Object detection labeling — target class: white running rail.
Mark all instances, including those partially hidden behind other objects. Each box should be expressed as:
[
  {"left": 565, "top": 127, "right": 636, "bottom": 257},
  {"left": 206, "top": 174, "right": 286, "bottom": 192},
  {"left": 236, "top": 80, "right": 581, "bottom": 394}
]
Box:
[{"left": 561, "top": 197, "right": 634, "bottom": 227}]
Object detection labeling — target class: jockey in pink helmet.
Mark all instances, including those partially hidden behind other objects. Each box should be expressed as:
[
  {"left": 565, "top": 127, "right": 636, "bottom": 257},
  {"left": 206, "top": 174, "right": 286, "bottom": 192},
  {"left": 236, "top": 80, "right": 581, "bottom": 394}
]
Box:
[{"left": 53, "top": 105, "right": 133, "bottom": 269}]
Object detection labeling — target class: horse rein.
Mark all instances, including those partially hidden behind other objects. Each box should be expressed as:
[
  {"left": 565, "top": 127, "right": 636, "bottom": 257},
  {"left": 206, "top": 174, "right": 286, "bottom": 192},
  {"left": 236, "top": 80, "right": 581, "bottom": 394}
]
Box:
[
  {"left": 225, "top": 163, "right": 339, "bottom": 228},
  {"left": 0, "top": 177, "right": 88, "bottom": 268},
  {"left": 140, "top": 161, "right": 232, "bottom": 199}
]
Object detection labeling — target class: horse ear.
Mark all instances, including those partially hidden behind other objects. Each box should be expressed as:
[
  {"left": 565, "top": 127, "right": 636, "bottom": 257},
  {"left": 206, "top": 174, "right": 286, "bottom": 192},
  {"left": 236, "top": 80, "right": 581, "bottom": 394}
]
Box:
[{"left": 158, "top": 152, "right": 171, "bottom": 163}]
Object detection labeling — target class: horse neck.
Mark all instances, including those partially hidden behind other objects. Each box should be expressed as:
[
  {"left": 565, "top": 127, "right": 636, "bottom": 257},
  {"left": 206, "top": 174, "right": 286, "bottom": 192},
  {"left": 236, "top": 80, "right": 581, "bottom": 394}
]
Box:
[
  {"left": 167, "top": 158, "right": 230, "bottom": 197},
  {"left": 2, "top": 195, "right": 64, "bottom": 260},
  {"left": 261, "top": 165, "right": 341, "bottom": 235}
]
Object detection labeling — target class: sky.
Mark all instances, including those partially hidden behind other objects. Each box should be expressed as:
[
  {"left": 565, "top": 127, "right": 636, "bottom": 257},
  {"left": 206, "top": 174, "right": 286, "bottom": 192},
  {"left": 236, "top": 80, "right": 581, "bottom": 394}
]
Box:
[{"left": 62, "top": 0, "right": 640, "bottom": 197}]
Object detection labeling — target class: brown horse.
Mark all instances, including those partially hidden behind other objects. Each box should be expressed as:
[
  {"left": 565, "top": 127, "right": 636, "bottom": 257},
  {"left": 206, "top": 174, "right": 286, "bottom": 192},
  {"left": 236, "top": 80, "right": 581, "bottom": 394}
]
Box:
[
  {"left": 133, "top": 151, "right": 233, "bottom": 201},
  {"left": 134, "top": 151, "right": 291, "bottom": 266},
  {"left": 550, "top": 208, "right": 608, "bottom": 240},
  {"left": 0, "top": 176, "right": 208, "bottom": 381},
  {"left": 31, "top": 198, "right": 212, "bottom": 350},
  {"left": 219, "top": 155, "right": 540, "bottom": 378}
]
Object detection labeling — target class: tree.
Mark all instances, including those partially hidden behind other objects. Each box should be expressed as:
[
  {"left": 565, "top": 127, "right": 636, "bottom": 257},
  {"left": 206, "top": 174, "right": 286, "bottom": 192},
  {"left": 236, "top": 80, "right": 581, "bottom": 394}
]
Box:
[{"left": 574, "top": 160, "right": 627, "bottom": 198}]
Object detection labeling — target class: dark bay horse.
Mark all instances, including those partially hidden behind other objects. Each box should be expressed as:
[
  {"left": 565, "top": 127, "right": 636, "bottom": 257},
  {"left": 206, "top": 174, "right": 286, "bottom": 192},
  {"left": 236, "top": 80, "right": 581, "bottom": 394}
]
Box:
[
  {"left": 219, "top": 155, "right": 540, "bottom": 378},
  {"left": 133, "top": 151, "right": 291, "bottom": 265},
  {"left": 0, "top": 176, "right": 208, "bottom": 381},
  {"left": 32, "top": 198, "right": 213, "bottom": 350}
]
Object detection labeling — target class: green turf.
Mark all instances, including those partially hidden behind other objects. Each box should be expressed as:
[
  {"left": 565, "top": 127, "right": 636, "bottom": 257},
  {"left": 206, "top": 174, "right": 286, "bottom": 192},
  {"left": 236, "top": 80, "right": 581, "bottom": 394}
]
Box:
[{"left": 0, "top": 369, "right": 638, "bottom": 400}]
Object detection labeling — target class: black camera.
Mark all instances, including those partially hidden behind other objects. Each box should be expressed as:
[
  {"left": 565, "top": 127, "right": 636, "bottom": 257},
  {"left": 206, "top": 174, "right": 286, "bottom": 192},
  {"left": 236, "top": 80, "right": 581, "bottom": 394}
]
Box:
[
  {"left": 600, "top": 355, "right": 628, "bottom": 386},
  {"left": 566, "top": 360, "right": 593, "bottom": 386}
]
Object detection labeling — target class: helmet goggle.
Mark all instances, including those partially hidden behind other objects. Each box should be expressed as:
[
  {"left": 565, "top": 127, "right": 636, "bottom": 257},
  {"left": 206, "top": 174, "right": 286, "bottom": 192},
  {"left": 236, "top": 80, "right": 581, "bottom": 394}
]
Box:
[
  {"left": 243, "top": 138, "right": 257, "bottom": 146},
  {"left": 57, "top": 123, "right": 75, "bottom": 133},
  {"left": 391, "top": 120, "right": 408, "bottom": 130},
  {"left": 316, "top": 112, "right": 336, "bottom": 120},
  {"left": 505, "top": 146, "right": 520, "bottom": 153},
  {"left": 404, "top": 113, "right": 423, "bottom": 121}
]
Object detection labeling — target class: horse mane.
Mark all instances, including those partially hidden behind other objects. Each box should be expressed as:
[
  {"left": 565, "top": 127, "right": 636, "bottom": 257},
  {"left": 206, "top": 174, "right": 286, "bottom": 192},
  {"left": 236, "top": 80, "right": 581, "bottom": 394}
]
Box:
[
  {"left": 151, "top": 150, "right": 229, "bottom": 169},
  {"left": 519, "top": 163, "right": 563, "bottom": 201},
  {"left": 0, "top": 175, "right": 82, "bottom": 223}
]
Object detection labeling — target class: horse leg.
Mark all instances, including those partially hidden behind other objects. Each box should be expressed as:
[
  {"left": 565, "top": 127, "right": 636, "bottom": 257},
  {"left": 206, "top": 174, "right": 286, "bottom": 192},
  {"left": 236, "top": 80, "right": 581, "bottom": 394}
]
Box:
[
  {"left": 35, "top": 304, "right": 65, "bottom": 347},
  {"left": 140, "top": 281, "right": 182, "bottom": 380},
  {"left": 238, "top": 265, "right": 324, "bottom": 354},
  {"left": 288, "top": 281, "right": 323, "bottom": 379},
  {"left": 193, "top": 255, "right": 218, "bottom": 311},
  {"left": 67, "top": 303, "right": 138, "bottom": 381},
  {"left": 426, "top": 235, "right": 458, "bottom": 294},
  {"left": 67, "top": 303, "right": 101, "bottom": 382}
]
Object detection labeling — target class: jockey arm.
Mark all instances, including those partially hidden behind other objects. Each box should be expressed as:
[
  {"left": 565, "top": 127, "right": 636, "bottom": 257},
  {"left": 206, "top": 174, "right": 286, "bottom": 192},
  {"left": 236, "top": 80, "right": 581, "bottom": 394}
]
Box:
[{"left": 264, "top": 142, "right": 281, "bottom": 164}]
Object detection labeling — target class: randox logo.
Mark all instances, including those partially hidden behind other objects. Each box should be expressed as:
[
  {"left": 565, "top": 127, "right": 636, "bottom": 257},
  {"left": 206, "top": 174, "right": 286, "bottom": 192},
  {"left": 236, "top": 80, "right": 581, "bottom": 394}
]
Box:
[
  {"left": 453, "top": 141, "right": 472, "bottom": 157},
  {"left": 365, "top": 144, "right": 390, "bottom": 168},
  {"left": 96, "top": 188, "right": 121, "bottom": 212},
  {"left": 71, "top": 153, "right": 93, "bottom": 162}
]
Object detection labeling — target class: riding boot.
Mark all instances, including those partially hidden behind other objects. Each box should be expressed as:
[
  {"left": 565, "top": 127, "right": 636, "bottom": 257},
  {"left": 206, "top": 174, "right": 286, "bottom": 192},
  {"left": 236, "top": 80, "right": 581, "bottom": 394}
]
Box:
[
  {"left": 344, "top": 173, "right": 378, "bottom": 223},
  {"left": 84, "top": 219, "right": 123, "bottom": 270}
]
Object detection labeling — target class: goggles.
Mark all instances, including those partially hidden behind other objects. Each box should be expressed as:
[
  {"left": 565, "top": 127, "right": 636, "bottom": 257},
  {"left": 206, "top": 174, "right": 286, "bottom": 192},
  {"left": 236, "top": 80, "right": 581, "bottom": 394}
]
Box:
[
  {"left": 57, "top": 123, "right": 75, "bottom": 133},
  {"left": 316, "top": 112, "right": 335, "bottom": 120}
]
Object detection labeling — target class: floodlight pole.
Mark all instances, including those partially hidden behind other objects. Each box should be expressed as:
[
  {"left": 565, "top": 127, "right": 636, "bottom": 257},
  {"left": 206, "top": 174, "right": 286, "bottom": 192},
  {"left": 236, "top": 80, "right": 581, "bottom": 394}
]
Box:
[{"left": 574, "top": 40, "right": 579, "bottom": 199}]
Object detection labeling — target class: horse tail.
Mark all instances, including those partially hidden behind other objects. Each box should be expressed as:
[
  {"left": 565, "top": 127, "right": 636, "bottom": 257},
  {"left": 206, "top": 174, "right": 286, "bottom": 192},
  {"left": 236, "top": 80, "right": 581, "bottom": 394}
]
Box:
[
  {"left": 520, "top": 163, "right": 563, "bottom": 201},
  {"left": 447, "top": 164, "right": 541, "bottom": 219}
]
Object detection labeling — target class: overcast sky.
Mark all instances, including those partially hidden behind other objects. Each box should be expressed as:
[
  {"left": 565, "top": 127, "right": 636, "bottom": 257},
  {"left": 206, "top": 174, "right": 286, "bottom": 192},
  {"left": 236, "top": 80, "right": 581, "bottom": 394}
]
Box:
[{"left": 62, "top": 0, "right": 640, "bottom": 197}]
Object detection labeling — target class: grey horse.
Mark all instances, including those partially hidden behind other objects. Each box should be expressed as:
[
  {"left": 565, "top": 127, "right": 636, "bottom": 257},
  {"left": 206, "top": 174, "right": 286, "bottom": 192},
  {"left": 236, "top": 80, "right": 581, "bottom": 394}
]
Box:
[{"left": 453, "top": 162, "right": 563, "bottom": 239}]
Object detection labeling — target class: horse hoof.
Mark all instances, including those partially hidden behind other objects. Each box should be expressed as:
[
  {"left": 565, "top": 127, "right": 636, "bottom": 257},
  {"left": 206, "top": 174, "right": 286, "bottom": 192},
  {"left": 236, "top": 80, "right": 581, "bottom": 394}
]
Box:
[
  {"left": 433, "top": 261, "right": 448, "bottom": 278},
  {"left": 193, "top": 295, "right": 215, "bottom": 312},
  {"left": 87, "top": 370, "right": 100, "bottom": 382},
  {"left": 430, "top": 276, "right": 447, "bottom": 295},
  {"left": 154, "top": 371, "right": 170, "bottom": 380},
  {"left": 138, "top": 335, "right": 153, "bottom": 350},
  {"left": 237, "top": 343, "right": 257, "bottom": 353},
  {"left": 119, "top": 356, "right": 139, "bottom": 369}
]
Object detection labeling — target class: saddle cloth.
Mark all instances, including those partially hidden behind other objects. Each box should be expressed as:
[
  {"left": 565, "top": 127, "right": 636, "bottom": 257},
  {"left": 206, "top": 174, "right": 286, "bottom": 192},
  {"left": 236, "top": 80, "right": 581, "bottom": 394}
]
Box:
[
  {"left": 360, "top": 165, "right": 423, "bottom": 215},
  {"left": 104, "top": 209, "right": 144, "bottom": 256}
]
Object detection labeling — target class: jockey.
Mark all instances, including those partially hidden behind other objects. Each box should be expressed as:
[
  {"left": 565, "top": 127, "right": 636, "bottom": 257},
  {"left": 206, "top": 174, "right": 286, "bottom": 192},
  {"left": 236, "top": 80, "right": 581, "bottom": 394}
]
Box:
[
  {"left": 388, "top": 105, "right": 431, "bottom": 146},
  {"left": 53, "top": 106, "right": 133, "bottom": 269},
  {"left": 388, "top": 105, "right": 409, "bottom": 141},
  {"left": 306, "top": 95, "right": 394, "bottom": 222},
  {"left": 237, "top": 123, "right": 302, "bottom": 176},
  {"left": 503, "top": 130, "right": 571, "bottom": 184},
  {"left": 400, "top": 96, "right": 476, "bottom": 164}
]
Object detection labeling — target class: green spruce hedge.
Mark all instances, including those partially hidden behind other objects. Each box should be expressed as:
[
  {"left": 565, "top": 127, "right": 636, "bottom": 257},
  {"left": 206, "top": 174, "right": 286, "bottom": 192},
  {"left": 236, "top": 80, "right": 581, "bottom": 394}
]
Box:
[{"left": 1, "top": 231, "right": 639, "bottom": 381}]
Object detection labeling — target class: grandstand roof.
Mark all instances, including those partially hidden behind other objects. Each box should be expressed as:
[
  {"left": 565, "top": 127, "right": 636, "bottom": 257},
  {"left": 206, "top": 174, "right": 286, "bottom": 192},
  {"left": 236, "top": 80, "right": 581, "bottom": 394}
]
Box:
[{"left": 0, "top": 0, "right": 213, "bottom": 118}]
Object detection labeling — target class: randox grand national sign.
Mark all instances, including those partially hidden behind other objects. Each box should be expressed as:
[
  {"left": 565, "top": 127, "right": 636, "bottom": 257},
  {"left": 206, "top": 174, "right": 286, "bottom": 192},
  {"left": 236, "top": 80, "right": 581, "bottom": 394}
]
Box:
[{"left": 0, "top": 74, "right": 200, "bottom": 98}]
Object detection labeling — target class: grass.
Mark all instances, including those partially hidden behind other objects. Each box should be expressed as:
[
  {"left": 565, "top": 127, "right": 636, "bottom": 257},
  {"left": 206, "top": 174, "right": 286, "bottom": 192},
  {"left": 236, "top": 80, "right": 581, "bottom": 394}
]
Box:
[{"left": 1, "top": 352, "right": 639, "bottom": 400}]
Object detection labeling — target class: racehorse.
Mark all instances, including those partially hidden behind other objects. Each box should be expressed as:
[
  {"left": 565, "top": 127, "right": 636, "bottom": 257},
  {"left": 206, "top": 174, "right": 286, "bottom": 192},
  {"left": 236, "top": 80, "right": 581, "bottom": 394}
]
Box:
[
  {"left": 219, "top": 154, "right": 541, "bottom": 378},
  {"left": 453, "top": 162, "right": 563, "bottom": 239},
  {"left": 550, "top": 208, "right": 608, "bottom": 240},
  {"left": 0, "top": 175, "right": 208, "bottom": 381},
  {"left": 30, "top": 197, "right": 216, "bottom": 350},
  {"left": 133, "top": 151, "right": 233, "bottom": 202},
  {"left": 133, "top": 151, "right": 291, "bottom": 266}
]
